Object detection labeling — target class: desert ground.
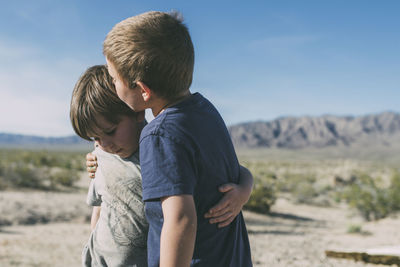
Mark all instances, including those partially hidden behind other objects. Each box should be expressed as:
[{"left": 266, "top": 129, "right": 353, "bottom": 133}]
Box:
[
  {"left": 1, "top": 189, "right": 399, "bottom": 267},
  {"left": 1, "top": 147, "right": 400, "bottom": 266}
]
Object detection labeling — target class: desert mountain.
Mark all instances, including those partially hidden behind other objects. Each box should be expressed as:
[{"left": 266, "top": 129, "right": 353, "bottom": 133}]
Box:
[
  {"left": 228, "top": 111, "right": 400, "bottom": 149},
  {"left": 0, "top": 133, "right": 90, "bottom": 148},
  {"left": 2, "top": 111, "right": 399, "bottom": 149}
]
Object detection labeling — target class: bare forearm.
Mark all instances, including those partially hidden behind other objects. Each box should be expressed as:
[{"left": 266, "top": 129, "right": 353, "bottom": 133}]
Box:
[
  {"left": 160, "top": 195, "right": 197, "bottom": 267},
  {"left": 239, "top": 165, "right": 253, "bottom": 203},
  {"left": 90, "top": 206, "right": 101, "bottom": 231}
]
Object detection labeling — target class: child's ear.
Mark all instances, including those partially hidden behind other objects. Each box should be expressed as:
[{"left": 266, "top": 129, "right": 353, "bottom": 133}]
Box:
[
  {"left": 136, "top": 81, "right": 152, "bottom": 102},
  {"left": 135, "top": 110, "right": 145, "bottom": 123}
]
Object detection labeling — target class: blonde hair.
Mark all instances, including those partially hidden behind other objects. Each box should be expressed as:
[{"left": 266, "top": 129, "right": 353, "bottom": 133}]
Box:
[
  {"left": 70, "top": 65, "right": 136, "bottom": 141},
  {"left": 103, "top": 11, "right": 194, "bottom": 100}
]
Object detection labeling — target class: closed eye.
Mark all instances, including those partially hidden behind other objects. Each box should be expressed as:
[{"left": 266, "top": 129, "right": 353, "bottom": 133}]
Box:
[{"left": 105, "top": 128, "right": 116, "bottom": 136}]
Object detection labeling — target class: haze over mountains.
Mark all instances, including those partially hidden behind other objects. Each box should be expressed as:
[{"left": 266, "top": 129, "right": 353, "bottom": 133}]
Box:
[
  {"left": 228, "top": 111, "right": 400, "bottom": 149},
  {"left": 0, "top": 133, "right": 90, "bottom": 149},
  {"left": 1, "top": 111, "right": 399, "bottom": 149}
]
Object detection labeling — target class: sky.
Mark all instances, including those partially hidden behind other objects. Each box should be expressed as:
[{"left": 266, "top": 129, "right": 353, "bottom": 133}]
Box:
[{"left": 0, "top": 0, "right": 399, "bottom": 136}]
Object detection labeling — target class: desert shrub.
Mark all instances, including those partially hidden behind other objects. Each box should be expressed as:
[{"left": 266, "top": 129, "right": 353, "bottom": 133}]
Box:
[
  {"left": 341, "top": 173, "right": 390, "bottom": 221},
  {"left": 347, "top": 224, "right": 362, "bottom": 234},
  {"left": 0, "top": 163, "right": 6, "bottom": 190},
  {"left": 0, "top": 164, "right": 80, "bottom": 191},
  {"left": 276, "top": 173, "right": 317, "bottom": 204},
  {"left": 387, "top": 170, "right": 400, "bottom": 210},
  {"left": 293, "top": 182, "right": 318, "bottom": 204},
  {"left": 245, "top": 180, "right": 276, "bottom": 214},
  {"left": 0, "top": 163, "right": 4, "bottom": 176},
  {"left": 240, "top": 162, "right": 277, "bottom": 213},
  {"left": 4, "top": 163, "right": 45, "bottom": 189},
  {"left": 49, "top": 168, "right": 80, "bottom": 188},
  {"left": 0, "top": 149, "right": 85, "bottom": 191}
]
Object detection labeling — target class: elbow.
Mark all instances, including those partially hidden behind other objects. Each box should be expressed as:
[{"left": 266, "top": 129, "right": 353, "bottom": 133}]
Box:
[{"left": 179, "top": 209, "right": 197, "bottom": 233}]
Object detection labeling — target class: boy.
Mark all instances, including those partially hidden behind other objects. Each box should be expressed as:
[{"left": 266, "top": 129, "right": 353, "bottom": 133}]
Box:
[
  {"left": 70, "top": 65, "right": 148, "bottom": 267},
  {"left": 103, "top": 11, "right": 252, "bottom": 266},
  {"left": 71, "top": 65, "right": 253, "bottom": 266}
]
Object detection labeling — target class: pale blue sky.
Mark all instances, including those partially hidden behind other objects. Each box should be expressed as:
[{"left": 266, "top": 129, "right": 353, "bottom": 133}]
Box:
[{"left": 0, "top": 0, "right": 399, "bottom": 136}]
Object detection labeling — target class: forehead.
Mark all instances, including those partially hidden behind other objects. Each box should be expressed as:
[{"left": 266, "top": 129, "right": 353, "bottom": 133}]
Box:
[{"left": 86, "top": 116, "right": 116, "bottom": 138}]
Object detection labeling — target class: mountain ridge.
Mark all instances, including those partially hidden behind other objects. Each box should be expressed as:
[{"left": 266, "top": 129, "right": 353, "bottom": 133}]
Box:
[
  {"left": 228, "top": 111, "right": 400, "bottom": 149},
  {"left": 2, "top": 111, "right": 399, "bottom": 149},
  {"left": 0, "top": 133, "right": 91, "bottom": 148}
]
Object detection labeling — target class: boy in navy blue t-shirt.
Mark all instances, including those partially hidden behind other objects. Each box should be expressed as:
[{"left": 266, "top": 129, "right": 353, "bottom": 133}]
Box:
[{"left": 104, "top": 11, "right": 252, "bottom": 266}]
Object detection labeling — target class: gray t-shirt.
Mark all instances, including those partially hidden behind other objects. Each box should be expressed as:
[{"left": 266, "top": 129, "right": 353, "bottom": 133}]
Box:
[{"left": 82, "top": 147, "right": 148, "bottom": 267}]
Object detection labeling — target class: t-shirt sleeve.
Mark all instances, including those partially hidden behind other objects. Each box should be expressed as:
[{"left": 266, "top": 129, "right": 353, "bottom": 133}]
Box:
[
  {"left": 140, "top": 134, "right": 197, "bottom": 201},
  {"left": 86, "top": 171, "right": 103, "bottom": 206}
]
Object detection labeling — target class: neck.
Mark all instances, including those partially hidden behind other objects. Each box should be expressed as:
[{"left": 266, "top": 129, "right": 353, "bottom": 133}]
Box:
[{"left": 151, "top": 91, "right": 191, "bottom": 117}]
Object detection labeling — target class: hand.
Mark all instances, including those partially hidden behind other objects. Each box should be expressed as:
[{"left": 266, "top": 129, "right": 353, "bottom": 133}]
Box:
[
  {"left": 204, "top": 183, "right": 247, "bottom": 228},
  {"left": 86, "top": 152, "right": 97, "bottom": 179}
]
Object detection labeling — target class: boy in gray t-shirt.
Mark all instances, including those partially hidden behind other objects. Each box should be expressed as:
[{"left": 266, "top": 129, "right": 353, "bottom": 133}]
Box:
[
  {"left": 83, "top": 147, "right": 148, "bottom": 267},
  {"left": 70, "top": 65, "right": 254, "bottom": 266},
  {"left": 71, "top": 65, "right": 148, "bottom": 266}
]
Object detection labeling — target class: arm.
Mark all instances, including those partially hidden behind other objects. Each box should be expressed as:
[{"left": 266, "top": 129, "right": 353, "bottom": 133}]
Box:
[
  {"left": 90, "top": 206, "right": 101, "bottom": 231},
  {"left": 160, "top": 195, "right": 197, "bottom": 267},
  {"left": 204, "top": 165, "right": 253, "bottom": 227}
]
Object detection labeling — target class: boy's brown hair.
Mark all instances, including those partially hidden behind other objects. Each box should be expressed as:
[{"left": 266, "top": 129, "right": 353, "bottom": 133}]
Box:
[
  {"left": 70, "top": 65, "right": 136, "bottom": 141},
  {"left": 103, "top": 11, "right": 194, "bottom": 100}
]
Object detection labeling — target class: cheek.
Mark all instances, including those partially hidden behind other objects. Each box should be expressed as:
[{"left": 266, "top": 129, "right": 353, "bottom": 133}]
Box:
[
  {"left": 121, "top": 127, "right": 138, "bottom": 149},
  {"left": 115, "top": 129, "right": 132, "bottom": 146},
  {"left": 115, "top": 83, "right": 124, "bottom": 97},
  {"left": 115, "top": 83, "right": 131, "bottom": 102}
]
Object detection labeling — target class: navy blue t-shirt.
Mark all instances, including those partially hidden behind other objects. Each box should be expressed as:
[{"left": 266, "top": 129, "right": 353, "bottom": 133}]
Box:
[{"left": 139, "top": 93, "right": 252, "bottom": 267}]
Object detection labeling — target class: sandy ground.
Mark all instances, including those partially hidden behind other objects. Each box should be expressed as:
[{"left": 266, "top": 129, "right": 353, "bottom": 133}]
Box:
[
  {"left": 1, "top": 191, "right": 399, "bottom": 266},
  {"left": 0, "top": 222, "right": 90, "bottom": 267},
  {"left": 248, "top": 199, "right": 400, "bottom": 266}
]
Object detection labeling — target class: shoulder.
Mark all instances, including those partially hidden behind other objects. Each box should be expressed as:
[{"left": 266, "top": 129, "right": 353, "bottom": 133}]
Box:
[
  {"left": 140, "top": 113, "right": 186, "bottom": 146},
  {"left": 93, "top": 148, "right": 141, "bottom": 183},
  {"left": 93, "top": 146, "right": 120, "bottom": 162},
  {"left": 140, "top": 93, "right": 223, "bottom": 152}
]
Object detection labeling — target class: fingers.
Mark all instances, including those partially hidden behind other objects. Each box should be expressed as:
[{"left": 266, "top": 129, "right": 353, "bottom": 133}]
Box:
[
  {"left": 86, "top": 160, "right": 97, "bottom": 168},
  {"left": 206, "top": 203, "right": 233, "bottom": 218},
  {"left": 86, "top": 166, "right": 97, "bottom": 173},
  {"left": 86, "top": 161, "right": 97, "bottom": 167},
  {"left": 204, "top": 199, "right": 230, "bottom": 218},
  {"left": 208, "top": 211, "right": 234, "bottom": 227},
  {"left": 205, "top": 185, "right": 239, "bottom": 217},
  {"left": 217, "top": 217, "right": 235, "bottom": 228},
  {"left": 86, "top": 153, "right": 97, "bottom": 168},
  {"left": 218, "top": 183, "right": 236, "bottom": 193},
  {"left": 86, "top": 152, "right": 97, "bottom": 179},
  {"left": 86, "top": 153, "right": 97, "bottom": 161}
]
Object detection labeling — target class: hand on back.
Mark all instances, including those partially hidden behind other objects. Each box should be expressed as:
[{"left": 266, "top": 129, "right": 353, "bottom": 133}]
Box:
[{"left": 84, "top": 153, "right": 249, "bottom": 228}]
